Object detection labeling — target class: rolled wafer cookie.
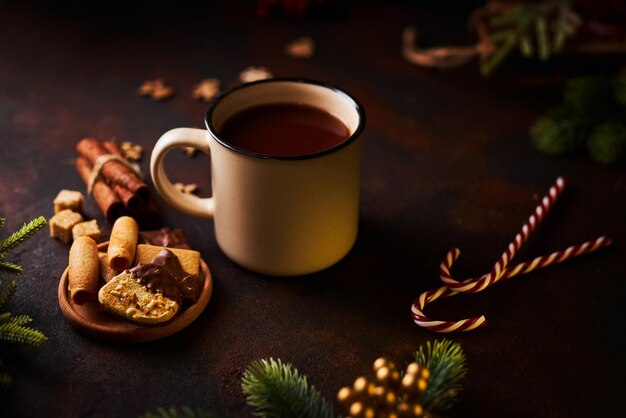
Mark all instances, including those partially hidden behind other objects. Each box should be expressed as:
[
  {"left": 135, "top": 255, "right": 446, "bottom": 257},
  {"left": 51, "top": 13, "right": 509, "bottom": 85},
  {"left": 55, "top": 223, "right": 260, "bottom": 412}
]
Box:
[
  {"left": 68, "top": 236, "right": 99, "bottom": 305},
  {"left": 108, "top": 216, "right": 139, "bottom": 270},
  {"left": 98, "top": 252, "right": 119, "bottom": 283}
]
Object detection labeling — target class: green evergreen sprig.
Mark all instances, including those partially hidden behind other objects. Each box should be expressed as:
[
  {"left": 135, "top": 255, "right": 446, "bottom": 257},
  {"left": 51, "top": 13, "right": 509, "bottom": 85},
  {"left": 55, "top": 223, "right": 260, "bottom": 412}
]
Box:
[
  {"left": 0, "top": 216, "right": 47, "bottom": 275},
  {"left": 0, "top": 319, "right": 47, "bottom": 346},
  {"left": 0, "top": 261, "right": 23, "bottom": 276},
  {"left": 242, "top": 358, "right": 339, "bottom": 418},
  {"left": 0, "top": 280, "right": 16, "bottom": 309},
  {"left": 0, "top": 280, "right": 47, "bottom": 347},
  {"left": 0, "top": 216, "right": 47, "bottom": 255},
  {"left": 415, "top": 339, "right": 467, "bottom": 414},
  {"left": 0, "top": 215, "right": 48, "bottom": 387},
  {"left": 531, "top": 73, "right": 626, "bottom": 164},
  {"left": 139, "top": 407, "right": 221, "bottom": 418},
  {"left": 141, "top": 341, "right": 466, "bottom": 418},
  {"left": 481, "top": 0, "right": 580, "bottom": 76}
]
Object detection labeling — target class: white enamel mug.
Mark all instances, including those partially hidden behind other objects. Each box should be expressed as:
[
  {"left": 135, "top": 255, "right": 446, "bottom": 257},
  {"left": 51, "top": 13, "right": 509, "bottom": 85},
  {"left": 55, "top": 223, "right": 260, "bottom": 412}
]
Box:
[{"left": 150, "top": 79, "right": 365, "bottom": 276}]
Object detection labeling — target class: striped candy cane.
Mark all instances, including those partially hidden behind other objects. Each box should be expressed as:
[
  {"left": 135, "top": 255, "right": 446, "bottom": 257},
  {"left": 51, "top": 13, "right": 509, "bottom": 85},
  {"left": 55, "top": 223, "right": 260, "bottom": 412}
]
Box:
[
  {"left": 439, "top": 177, "right": 566, "bottom": 293},
  {"left": 411, "top": 236, "right": 612, "bottom": 332},
  {"left": 411, "top": 177, "right": 611, "bottom": 333}
]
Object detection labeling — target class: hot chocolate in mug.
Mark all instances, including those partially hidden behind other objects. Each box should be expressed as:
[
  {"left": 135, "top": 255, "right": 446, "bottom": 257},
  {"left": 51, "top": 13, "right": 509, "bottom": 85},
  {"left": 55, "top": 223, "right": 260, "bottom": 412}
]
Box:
[{"left": 150, "top": 79, "right": 365, "bottom": 276}]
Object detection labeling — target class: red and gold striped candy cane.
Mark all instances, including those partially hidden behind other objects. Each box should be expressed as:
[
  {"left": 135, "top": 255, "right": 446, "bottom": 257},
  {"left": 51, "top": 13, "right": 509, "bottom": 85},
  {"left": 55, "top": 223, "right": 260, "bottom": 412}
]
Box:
[
  {"left": 439, "top": 177, "right": 566, "bottom": 293},
  {"left": 411, "top": 177, "right": 611, "bottom": 333},
  {"left": 411, "top": 236, "right": 611, "bottom": 332}
]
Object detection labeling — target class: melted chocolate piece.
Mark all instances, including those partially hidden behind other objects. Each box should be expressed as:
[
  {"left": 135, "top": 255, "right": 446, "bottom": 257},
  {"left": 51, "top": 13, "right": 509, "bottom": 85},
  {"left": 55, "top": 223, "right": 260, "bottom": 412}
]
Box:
[
  {"left": 129, "top": 264, "right": 181, "bottom": 306},
  {"left": 145, "top": 248, "right": 200, "bottom": 307},
  {"left": 138, "top": 227, "right": 190, "bottom": 249},
  {"left": 152, "top": 248, "right": 186, "bottom": 281},
  {"left": 179, "top": 275, "right": 199, "bottom": 304}
]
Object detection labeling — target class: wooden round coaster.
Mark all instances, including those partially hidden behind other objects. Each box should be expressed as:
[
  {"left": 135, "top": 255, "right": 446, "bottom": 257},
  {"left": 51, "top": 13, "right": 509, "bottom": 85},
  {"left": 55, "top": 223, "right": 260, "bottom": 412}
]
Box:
[{"left": 58, "top": 242, "right": 213, "bottom": 343}]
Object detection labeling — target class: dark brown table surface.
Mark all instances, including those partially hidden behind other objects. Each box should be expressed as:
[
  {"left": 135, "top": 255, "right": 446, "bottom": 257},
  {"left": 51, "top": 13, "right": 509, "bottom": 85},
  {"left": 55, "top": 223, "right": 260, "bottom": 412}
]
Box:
[{"left": 1, "top": 2, "right": 624, "bottom": 417}]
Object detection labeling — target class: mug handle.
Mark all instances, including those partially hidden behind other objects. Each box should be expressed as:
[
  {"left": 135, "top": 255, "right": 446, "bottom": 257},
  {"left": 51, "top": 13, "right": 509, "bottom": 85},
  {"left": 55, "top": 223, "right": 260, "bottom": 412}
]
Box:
[{"left": 150, "top": 128, "right": 215, "bottom": 218}]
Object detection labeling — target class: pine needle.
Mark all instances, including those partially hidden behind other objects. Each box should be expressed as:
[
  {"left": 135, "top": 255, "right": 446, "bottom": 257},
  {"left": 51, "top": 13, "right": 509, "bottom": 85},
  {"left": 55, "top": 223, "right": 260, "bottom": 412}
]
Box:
[
  {"left": 0, "top": 321, "right": 47, "bottom": 347},
  {"left": 0, "top": 261, "right": 23, "bottom": 275},
  {"left": 8, "top": 314, "right": 33, "bottom": 327},
  {"left": 0, "top": 217, "right": 48, "bottom": 388},
  {"left": 242, "top": 358, "right": 339, "bottom": 418},
  {"left": 0, "top": 280, "right": 16, "bottom": 309},
  {"left": 0, "top": 216, "right": 47, "bottom": 256},
  {"left": 139, "top": 406, "right": 221, "bottom": 418},
  {"left": 415, "top": 339, "right": 467, "bottom": 414},
  {"left": 480, "top": 0, "right": 579, "bottom": 76}
]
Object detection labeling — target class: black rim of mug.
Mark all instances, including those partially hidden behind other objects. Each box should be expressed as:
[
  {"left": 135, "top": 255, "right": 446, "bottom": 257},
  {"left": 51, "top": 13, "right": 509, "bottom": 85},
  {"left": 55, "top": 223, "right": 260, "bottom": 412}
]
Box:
[{"left": 204, "top": 78, "right": 366, "bottom": 161}]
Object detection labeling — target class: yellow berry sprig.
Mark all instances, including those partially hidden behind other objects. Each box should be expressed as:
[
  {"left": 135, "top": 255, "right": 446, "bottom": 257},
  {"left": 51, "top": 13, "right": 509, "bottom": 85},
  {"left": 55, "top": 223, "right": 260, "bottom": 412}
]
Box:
[{"left": 337, "top": 358, "right": 430, "bottom": 418}]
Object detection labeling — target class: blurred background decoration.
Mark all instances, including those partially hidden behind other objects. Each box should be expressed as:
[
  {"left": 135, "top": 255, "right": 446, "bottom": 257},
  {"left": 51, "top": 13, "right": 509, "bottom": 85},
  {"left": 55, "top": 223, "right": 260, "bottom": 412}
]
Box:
[{"left": 402, "top": 0, "right": 625, "bottom": 76}]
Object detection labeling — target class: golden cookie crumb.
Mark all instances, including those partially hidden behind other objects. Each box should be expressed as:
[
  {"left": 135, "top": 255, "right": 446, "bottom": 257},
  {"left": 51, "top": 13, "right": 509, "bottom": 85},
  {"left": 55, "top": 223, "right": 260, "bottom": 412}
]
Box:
[
  {"left": 174, "top": 182, "right": 198, "bottom": 195},
  {"left": 285, "top": 37, "right": 315, "bottom": 58},
  {"left": 138, "top": 79, "right": 175, "bottom": 101},
  {"left": 183, "top": 147, "right": 197, "bottom": 157},
  {"left": 121, "top": 141, "right": 143, "bottom": 161},
  {"left": 239, "top": 66, "right": 273, "bottom": 83},
  {"left": 192, "top": 78, "right": 220, "bottom": 102}
]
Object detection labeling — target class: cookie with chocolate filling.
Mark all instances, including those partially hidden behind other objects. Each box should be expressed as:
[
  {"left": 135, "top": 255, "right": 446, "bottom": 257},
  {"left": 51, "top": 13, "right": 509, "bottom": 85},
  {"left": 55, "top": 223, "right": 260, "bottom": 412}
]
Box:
[{"left": 98, "top": 271, "right": 179, "bottom": 325}]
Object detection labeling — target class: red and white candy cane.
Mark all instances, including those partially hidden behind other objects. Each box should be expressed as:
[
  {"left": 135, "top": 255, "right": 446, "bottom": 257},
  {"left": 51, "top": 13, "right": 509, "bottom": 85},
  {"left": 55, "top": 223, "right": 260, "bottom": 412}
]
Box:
[
  {"left": 439, "top": 177, "right": 566, "bottom": 293},
  {"left": 411, "top": 177, "right": 611, "bottom": 333},
  {"left": 411, "top": 236, "right": 612, "bottom": 332}
]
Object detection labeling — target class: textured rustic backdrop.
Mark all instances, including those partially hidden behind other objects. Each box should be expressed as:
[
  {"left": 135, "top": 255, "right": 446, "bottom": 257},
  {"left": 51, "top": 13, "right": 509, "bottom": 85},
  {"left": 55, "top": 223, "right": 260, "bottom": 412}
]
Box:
[{"left": 0, "top": 1, "right": 624, "bottom": 417}]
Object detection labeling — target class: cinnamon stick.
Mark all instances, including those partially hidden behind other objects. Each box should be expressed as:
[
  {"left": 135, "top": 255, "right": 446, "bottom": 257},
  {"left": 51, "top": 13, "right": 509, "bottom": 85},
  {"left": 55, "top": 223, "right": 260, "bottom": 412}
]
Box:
[
  {"left": 101, "top": 140, "right": 145, "bottom": 211},
  {"left": 103, "top": 139, "right": 123, "bottom": 156},
  {"left": 75, "top": 157, "right": 128, "bottom": 222},
  {"left": 76, "top": 138, "right": 149, "bottom": 201}
]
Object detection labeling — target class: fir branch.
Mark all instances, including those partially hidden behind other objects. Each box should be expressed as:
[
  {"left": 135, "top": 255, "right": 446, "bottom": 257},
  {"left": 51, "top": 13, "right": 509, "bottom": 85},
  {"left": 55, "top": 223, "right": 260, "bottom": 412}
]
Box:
[
  {"left": 0, "top": 372, "right": 11, "bottom": 387},
  {"left": 0, "top": 280, "right": 16, "bottom": 309},
  {"left": 415, "top": 339, "right": 467, "bottom": 415},
  {"left": 0, "top": 261, "right": 23, "bottom": 275},
  {"left": 532, "top": 73, "right": 626, "bottom": 164},
  {"left": 139, "top": 406, "right": 221, "bottom": 418},
  {"left": 530, "top": 105, "right": 589, "bottom": 154},
  {"left": 480, "top": 0, "right": 579, "bottom": 76},
  {"left": 0, "top": 217, "right": 48, "bottom": 388},
  {"left": 8, "top": 314, "right": 33, "bottom": 327},
  {"left": 242, "top": 358, "right": 339, "bottom": 418},
  {"left": 0, "top": 216, "right": 47, "bottom": 256},
  {"left": 481, "top": 32, "right": 517, "bottom": 76},
  {"left": 535, "top": 15, "right": 549, "bottom": 60},
  {"left": 0, "top": 321, "right": 47, "bottom": 347},
  {"left": 564, "top": 76, "right": 615, "bottom": 115},
  {"left": 613, "top": 72, "right": 626, "bottom": 108},
  {"left": 588, "top": 122, "right": 626, "bottom": 164}
]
